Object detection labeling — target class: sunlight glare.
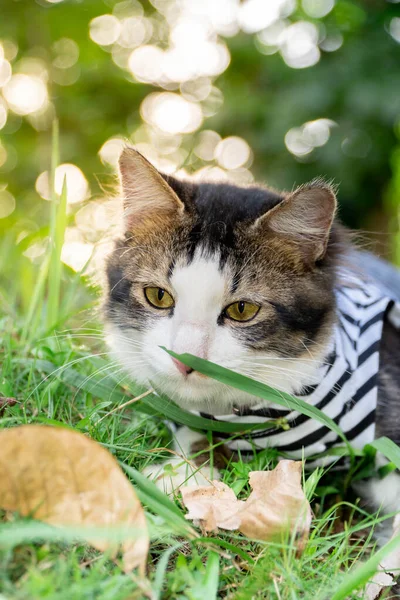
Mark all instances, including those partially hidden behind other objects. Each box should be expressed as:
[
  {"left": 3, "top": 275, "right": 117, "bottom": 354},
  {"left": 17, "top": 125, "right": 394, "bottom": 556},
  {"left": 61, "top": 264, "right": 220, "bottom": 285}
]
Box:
[
  {"left": 2, "top": 39, "right": 18, "bottom": 62},
  {"left": 319, "top": 31, "right": 343, "bottom": 52},
  {"left": 207, "top": 0, "right": 240, "bottom": 37},
  {"left": 302, "top": 119, "right": 335, "bottom": 147},
  {"left": 75, "top": 200, "right": 120, "bottom": 235},
  {"left": 389, "top": 18, "right": 400, "bottom": 43},
  {"left": 23, "top": 239, "right": 48, "bottom": 260},
  {"left": 141, "top": 92, "right": 203, "bottom": 134},
  {"left": 194, "top": 130, "right": 221, "bottom": 161},
  {"left": 89, "top": 15, "right": 121, "bottom": 46},
  {"left": 35, "top": 164, "right": 89, "bottom": 204},
  {"left": 285, "top": 118, "right": 335, "bottom": 156},
  {"left": 0, "top": 141, "right": 7, "bottom": 167},
  {"left": 257, "top": 20, "right": 287, "bottom": 48},
  {"left": 0, "top": 99, "right": 7, "bottom": 129},
  {"left": 239, "top": 0, "right": 295, "bottom": 34},
  {"left": 280, "top": 21, "right": 320, "bottom": 68},
  {"left": 3, "top": 74, "right": 48, "bottom": 115},
  {"left": 128, "top": 45, "right": 164, "bottom": 83},
  {"left": 61, "top": 241, "right": 94, "bottom": 272},
  {"left": 118, "top": 16, "right": 150, "bottom": 48},
  {"left": 0, "top": 190, "right": 15, "bottom": 218},
  {"left": 228, "top": 168, "right": 254, "bottom": 184},
  {"left": 181, "top": 78, "right": 212, "bottom": 102},
  {"left": 99, "top": 137, "right": 125, "bottom": 168},
  {"left": 52, "top": 38, "right": 80, "bottom": 69},
  {"left": 302, "top": 0, "right": 334, "bottom": 18},
  {"left": 215, "top": 136, "right": 252, "bottom": 170},
  {"left": 192, "top": 165, "right": 228, "bottom": 182},
  {"left": 0, "top": 58, "right": 11, "bottom": 87}
]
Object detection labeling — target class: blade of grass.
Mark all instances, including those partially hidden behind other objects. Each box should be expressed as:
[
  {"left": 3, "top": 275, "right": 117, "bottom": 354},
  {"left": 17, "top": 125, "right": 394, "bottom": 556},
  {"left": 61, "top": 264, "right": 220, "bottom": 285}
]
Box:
[
  {"left": 47, "top": 175, "right": 68, "bottom": 330},
  {"left": 329, "top": 532, "right": 400, "bottom": 600},
  {"left": 152, "top": 543, "right": 182, "bottom": 600},
  {"left": 21, "top": 254, "right": 51, "bottom": 343},
  {"left": 368, "top": 437, "right": 400, "bottom": 470},
  {"left": 50, "top": 118, "right": 59, "bottom": 201},
  {"left": 27, "top": 358, "right": 285, "bottom": 434},
  {"left": 162, "top": 348, "right": 353, "bottom": 456},
  {"left": 202, "top": 551, "right": 220, "bottom": 597},
  {"left": 141, "top": 390, "right": 283, "bottom": 434},
  {"left": 22, "top": 119, "right": 61, "bottom": 343},
  {"left": 121, "top": 463, "right": 196, "bottom": 537},
  {"left": 47, "top": 118, "right": 60, "bottom": 332}
]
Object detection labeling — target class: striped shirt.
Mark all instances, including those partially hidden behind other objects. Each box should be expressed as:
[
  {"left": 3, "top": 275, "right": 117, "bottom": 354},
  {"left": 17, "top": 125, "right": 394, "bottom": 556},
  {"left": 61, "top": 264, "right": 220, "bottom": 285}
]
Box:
[{"left": 198, "top": 276, "right": 400, "bottom": 465}]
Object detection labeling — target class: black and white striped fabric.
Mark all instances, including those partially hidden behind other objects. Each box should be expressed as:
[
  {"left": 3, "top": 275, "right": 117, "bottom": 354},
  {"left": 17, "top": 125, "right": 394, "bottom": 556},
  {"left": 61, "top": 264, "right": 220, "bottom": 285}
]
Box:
[{"left": 199, "top": 275, "right": 400, "bottom": 465}]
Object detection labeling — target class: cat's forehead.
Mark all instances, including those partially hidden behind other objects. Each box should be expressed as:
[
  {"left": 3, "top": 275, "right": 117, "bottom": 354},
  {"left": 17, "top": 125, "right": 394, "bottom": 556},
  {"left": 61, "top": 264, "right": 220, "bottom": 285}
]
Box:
[{"left": 170, "top": 249, "right": 230, "bottom": 302}]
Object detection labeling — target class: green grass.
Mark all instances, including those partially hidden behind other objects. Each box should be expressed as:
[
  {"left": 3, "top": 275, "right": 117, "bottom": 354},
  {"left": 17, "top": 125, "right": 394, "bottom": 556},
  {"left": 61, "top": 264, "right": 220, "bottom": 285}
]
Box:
[{"left": 1, "top": 127, "right": 400, "bottom": 599}]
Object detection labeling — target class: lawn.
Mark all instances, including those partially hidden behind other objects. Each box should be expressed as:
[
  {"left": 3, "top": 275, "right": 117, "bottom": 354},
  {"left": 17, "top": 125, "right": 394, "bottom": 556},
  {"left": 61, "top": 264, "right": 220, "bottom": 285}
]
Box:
[{"left": 1, "top": 133, "right": 400, "bottom": 600}]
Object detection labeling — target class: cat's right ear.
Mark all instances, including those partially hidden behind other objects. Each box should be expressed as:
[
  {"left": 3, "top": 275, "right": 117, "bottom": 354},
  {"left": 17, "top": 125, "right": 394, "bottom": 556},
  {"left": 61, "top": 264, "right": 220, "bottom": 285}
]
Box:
[{"left": 119, "top": 147, "right": 185, "bottom": 231}]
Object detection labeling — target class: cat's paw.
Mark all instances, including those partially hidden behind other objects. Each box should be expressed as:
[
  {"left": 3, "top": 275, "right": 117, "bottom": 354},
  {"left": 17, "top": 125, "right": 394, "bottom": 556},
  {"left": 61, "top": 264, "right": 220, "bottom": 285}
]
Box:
[{"left": 143, "top": 457, "right": 220, "bottom": 495}]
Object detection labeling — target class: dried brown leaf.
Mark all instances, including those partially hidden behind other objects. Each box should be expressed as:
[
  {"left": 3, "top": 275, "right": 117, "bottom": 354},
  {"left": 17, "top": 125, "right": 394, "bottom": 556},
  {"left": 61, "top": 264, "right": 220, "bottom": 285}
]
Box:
[
  {"left": 240, "top": 461, "right": 311, "bottom": 543},
  {"left": 181, "top": 460, "right": 311, "bottom": 547},
  {"left": 181, "top": 481, "right": 244, "bottom": 531},
  {"left": 0, "top": 425, "right": 149, "bottom": 574}
]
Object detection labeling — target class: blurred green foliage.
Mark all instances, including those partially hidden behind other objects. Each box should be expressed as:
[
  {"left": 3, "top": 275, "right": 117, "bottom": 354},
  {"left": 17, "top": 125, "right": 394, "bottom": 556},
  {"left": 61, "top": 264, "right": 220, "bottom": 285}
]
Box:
[{"left": 1, "top": 0, "right": 400, "bottom": 275}]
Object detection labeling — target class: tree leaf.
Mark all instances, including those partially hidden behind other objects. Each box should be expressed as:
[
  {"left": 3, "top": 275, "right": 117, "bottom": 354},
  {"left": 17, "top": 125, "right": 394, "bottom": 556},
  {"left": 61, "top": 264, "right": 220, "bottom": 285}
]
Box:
[
  {"left": 181, "top": 460, "right": 311, "bottom": 547},
  {"left": 0, "top": 425, "right": 149, "bottom": 574},
  {"left": 239, "top": 461, "right": 311, "bottom": 547},
  {"left": 181, "top": 481, "right": 244, "bottom": 532}
]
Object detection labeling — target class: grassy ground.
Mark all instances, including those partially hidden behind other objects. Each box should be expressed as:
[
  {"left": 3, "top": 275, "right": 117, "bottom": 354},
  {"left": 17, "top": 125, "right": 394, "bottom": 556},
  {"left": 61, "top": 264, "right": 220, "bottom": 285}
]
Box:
[
  {"left": 0, "top": 308, "right": 385, "bottom": 600},
  {"left": 1, "top": 136, "right": 399, "bottom": 599}
]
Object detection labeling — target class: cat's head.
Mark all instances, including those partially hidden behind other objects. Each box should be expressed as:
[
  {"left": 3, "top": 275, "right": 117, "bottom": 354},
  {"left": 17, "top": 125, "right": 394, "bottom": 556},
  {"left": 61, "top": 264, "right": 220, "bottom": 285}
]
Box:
[{"left": 103, "top": 147, "right": 340, "bottom": 413}]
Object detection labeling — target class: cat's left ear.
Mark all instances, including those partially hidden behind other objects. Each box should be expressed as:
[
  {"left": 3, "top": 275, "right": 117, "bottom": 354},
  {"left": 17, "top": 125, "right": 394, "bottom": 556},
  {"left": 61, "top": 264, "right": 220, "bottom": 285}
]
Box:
[{"left": 254, "top": 180, "right": 337, "bottom": 262}]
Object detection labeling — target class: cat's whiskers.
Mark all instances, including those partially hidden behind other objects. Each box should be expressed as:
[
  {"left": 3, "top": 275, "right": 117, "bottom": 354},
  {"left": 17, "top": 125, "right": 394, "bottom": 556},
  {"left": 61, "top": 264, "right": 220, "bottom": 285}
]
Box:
[
  {"left": 235, "top": 363, "right": 310, "bottom": 396},
  {"left": 240, "top": 354, "right": 330, "bottom": 367},
  {"left": 71, "top": 361, "right": 124, "bottom": 403},
  {"left": 64, "top": 348, "right": 149, "bottom": 402},
  {"left": 28, "top": 351, "right": 115, "bottom": 402},
  {"left": 236, "top": 360, "right": 320, "bottom": 379},
  {"left": 238, "top": 368, "right": 300, "bottom": 388}
]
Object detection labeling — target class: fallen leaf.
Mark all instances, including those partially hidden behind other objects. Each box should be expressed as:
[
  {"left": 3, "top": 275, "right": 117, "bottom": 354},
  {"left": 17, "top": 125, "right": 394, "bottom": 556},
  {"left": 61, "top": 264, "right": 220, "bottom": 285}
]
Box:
[
  {"left": 0, "top": 425, "right": 149, "bottom": 574},
  {"left": 240, "top": 461, "right": 311, "bottom": 544},
  {"left": 181, "top": 481, "right": 245, "bottom": 531},
  {"left": 181, "top": 460, "right": 311, "bottom": 547}
]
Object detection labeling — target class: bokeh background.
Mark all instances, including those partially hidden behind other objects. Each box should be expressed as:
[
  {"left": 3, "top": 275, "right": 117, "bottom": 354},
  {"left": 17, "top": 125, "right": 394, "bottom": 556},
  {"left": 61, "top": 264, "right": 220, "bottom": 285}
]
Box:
[{"left": 1, "top": 0, "right": 400, "bottom": 305}]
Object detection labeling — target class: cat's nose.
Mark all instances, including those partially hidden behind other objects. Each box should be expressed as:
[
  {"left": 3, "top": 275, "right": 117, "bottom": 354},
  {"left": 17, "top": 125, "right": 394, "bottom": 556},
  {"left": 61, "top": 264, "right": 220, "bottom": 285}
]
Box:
[{"left": 172, "top": 358, "right": 194, "bottom": 376}]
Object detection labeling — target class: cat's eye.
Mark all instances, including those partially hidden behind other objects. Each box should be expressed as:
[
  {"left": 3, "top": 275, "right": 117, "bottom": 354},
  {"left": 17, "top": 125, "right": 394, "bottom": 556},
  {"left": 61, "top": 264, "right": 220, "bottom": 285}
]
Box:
[
  {"left": 224, "top": 301, "right": 260, "bottom": 322},
  {"left": 144, "top": 287, "right": 174, "bottom": 309}
]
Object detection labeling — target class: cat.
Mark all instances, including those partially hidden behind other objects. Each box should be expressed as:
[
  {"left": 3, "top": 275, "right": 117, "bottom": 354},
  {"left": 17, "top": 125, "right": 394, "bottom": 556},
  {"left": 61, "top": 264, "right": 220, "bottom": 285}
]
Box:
[{"left": 103, "top": 147, "right": 400, "bottom": 527}]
